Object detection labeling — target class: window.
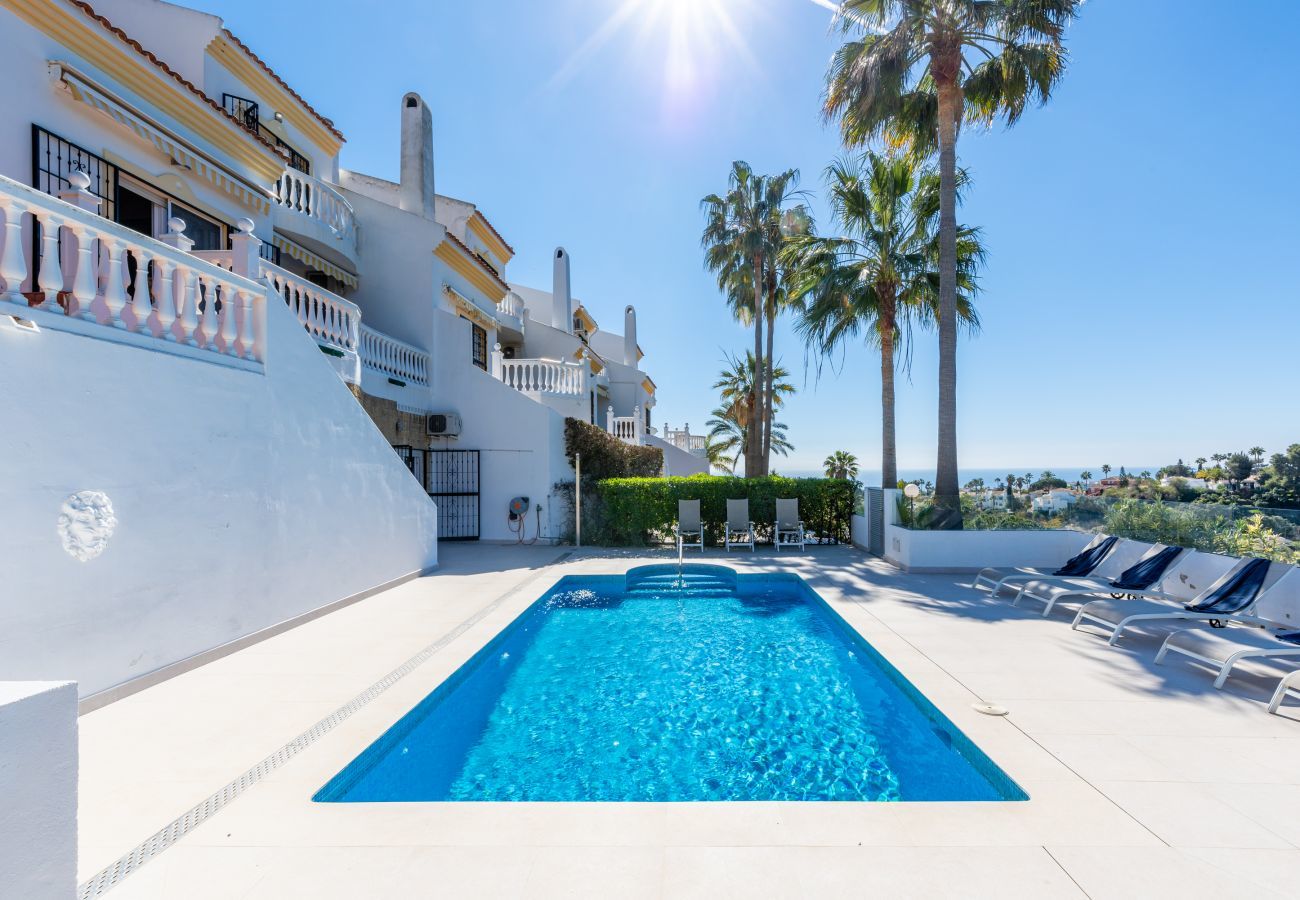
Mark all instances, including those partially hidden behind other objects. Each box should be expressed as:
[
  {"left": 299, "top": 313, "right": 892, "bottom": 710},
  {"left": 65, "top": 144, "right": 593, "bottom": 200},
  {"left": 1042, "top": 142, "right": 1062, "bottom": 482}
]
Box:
[
  {"left": 166, "top": 200, "right": 224, "bottom": 251},
  {"left": 469, "top": 322, "right": 488, "bottom": 370},
  {"left": 32, "top": 125, "right": 117, "bottom": 219}
]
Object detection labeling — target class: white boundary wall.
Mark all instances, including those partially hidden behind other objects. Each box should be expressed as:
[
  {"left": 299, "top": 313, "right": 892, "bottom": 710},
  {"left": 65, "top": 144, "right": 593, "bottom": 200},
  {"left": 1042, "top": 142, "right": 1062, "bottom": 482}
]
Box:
[
  {"left": 0, "top": 682, "right": 77, "bottom": 900},
  {"left": 885, "top": 525, "right": 1092, "bottom": 573},
  {"left": 0, "top": 285, "right": 438, "bottom": 699}
]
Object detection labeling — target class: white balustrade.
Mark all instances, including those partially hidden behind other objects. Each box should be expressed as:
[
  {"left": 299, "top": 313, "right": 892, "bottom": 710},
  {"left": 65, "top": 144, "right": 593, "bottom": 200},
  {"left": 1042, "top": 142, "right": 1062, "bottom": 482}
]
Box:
[
  {"left": 498, "top": 356, "right": 586, "bottom": 396},
  {"left": 359, "top": 325, "right": 430, "bottom": 386},
  {"left": 498, "top": 291, "right": 524, "bottom": 318},
  {"left": 195, "top": 252, "right": 360, "bottom": 356},
  {"left": 663, "top": 425, "right": 707, "bottom": 455},
  {"left": 274, "top": 168, "right": 356, "bottom": 242},
  {"left": 0, "top": 172, "right": 265, "bottom": 364}
]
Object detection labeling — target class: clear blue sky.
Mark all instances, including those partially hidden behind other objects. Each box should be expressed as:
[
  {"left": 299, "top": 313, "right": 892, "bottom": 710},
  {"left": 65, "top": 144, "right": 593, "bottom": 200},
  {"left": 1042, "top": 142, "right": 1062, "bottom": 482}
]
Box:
[{"left": 211, "top": 0, "right": 1300, "bottom": 476}]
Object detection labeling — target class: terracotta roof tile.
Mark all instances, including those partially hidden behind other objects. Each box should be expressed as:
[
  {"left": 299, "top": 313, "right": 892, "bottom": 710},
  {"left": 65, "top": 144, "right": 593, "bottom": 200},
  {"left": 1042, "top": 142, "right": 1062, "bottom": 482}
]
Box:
[
  {"left": 220, "top": 29, "right": 345, "bottom": 142},
  {"left": 473, "top": 210, "right": 515, "bottom": 256},
  {"left": 66, "top": 0, "right": 283, "bottom": 161},
  {"left": 444, "top": 231, "right": 511, "bottom": 292}
]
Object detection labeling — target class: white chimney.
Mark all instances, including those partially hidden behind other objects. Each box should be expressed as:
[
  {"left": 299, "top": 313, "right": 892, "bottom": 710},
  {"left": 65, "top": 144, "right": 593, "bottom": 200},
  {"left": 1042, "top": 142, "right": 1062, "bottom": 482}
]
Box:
[
  {"left": 552, "top": 247, "right": 572, "bottom": 331},
  {"left": 623, "top": 304, "right": 638, "bottom": 366},
  {"left": 400, "top": 92, "right": 435, "bottom": 219}
]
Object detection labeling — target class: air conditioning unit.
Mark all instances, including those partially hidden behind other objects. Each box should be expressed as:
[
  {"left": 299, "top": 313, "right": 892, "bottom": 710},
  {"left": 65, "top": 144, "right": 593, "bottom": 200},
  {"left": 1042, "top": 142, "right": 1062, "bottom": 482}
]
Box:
[{"left": 426, "top": 413, "right": 462, "bottom": 437}]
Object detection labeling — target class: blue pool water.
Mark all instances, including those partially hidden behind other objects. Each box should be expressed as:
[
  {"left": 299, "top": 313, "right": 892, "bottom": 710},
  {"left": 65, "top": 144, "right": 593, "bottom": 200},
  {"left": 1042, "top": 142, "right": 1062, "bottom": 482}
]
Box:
[{"left": 315, "top": 565, "right": 1025, "bottom": 802}]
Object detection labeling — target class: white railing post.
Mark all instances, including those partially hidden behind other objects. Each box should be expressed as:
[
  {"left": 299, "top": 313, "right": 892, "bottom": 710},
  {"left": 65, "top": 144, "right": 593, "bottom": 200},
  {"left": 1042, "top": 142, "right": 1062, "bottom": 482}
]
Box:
[
  {"left": 607, "top": 405, "right": 615, "bottom": 434},
  {"left": 491, "top": 342, "right": 504, "bottom": 379},
  {"left": 0, "top": 196, "right": 28, "bottom": 305},
  {"left": 634, "top": 405, "right": 644, "bottom": 445},
  {"left": 229, "top": 218, "right": 260, "bottom": 279}
]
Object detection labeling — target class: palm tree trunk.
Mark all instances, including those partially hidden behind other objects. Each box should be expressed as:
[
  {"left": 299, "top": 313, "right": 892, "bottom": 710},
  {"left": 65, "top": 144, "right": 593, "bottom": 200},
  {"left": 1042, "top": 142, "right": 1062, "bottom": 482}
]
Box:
[
  {"left": 880, "top": 294, "right": 897, "bottom": 489},
  {"left": 761, "top": 289, "right": 776, "bottom": 476},
  {"left": 934, "top": 75, "right": 962, "bottom": 529},
  {"left": 749, "top": 255, "right": 764, "bottom": 477}
]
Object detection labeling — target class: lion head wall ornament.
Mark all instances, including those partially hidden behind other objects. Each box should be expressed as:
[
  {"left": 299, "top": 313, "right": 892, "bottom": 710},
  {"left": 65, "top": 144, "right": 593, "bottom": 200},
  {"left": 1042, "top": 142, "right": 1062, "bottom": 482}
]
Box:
[{"left": 58, "top": 491, "right": 119, "bottom": 562}]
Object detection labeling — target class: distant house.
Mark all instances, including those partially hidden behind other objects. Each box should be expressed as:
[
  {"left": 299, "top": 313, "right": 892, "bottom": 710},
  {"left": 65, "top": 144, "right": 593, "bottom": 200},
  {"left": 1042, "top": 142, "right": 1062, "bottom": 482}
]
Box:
[{"left": 1033, "top": 489, "right": 1077, "bottom": 514}]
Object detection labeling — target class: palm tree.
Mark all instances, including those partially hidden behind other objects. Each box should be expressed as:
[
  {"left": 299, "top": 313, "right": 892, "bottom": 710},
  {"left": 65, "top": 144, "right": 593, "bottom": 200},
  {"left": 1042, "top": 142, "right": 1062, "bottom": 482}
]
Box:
[
  {"left": 785, "top": 152, "right": 982, "bottom": 488},
  {"left": 826, "top": 0, "right": 1081, "bottom": 524},
  {"left": 1250, "top": 446, "right": 1265, "bottom": 465},
  {"left": 701, "top": 164, "right": 807, "bottom": 477},
  {"left": 824, "top": 450, "right": 861, "bottom": 480},
  {"left": 1080, "top": 470, "right": 1092, "bottom": 487},
  {"left": 704, "top": 435, "right": 736, "bottom": 475},
  {"left": 1101, "top": 464, "right": 1112, "bottom": 480},
  {"left": 709, "top": 352, "right": 796, "bottom": 476},
  {"left": 1195, "top": 457, "right": 1207, "bottom": 474}
]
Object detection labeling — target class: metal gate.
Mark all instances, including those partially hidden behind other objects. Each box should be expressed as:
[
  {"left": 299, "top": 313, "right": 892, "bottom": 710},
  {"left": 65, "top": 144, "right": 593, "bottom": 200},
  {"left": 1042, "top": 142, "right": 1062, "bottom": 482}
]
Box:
[
  {"left": 427, "top": 449, "right": 480, "bottom": 541},
  {"left": 866, "top": 487, "right": 885, "bottom": 556}
]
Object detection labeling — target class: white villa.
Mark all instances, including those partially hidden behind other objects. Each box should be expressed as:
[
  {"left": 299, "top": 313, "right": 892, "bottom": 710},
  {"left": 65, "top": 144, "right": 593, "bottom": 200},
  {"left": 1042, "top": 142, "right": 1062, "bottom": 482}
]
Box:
[{"left": 0, "top": 0, "right": 705, "bottom": 548}]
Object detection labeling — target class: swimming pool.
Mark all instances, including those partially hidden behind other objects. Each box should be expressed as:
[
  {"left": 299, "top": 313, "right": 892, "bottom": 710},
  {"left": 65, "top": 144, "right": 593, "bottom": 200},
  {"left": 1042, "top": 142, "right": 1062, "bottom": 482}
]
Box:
[{"left": 315, "top": 565, "right": 1025, "bottom": 802}]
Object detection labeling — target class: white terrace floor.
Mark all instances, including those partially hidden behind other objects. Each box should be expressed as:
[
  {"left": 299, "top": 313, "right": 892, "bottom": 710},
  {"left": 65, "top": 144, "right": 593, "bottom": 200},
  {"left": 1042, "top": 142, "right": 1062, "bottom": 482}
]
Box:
[{"left": 79, "top": 545, "right": 1300, "bottom": 899}]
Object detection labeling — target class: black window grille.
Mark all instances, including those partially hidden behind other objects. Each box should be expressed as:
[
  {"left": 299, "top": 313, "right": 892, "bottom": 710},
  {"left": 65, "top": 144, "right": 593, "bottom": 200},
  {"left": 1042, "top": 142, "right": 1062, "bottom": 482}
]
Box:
[
  {"left": 221, "top": 93, "right": 311, "bottom": 175},
  {"left": 222, "top": 93, "right": 260, "bottom": 131},
  {"left": 32, "top": 124, "right": 117, "bottom": 219},
  {"left": 470, "top": 322, "right": 487, "bottom": 370}
]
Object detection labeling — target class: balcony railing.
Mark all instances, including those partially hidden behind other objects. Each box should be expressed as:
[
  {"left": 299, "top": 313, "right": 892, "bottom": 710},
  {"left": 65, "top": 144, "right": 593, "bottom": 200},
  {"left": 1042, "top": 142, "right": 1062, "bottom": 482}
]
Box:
[
  {"left": 663, "top": 426, "right": 707, "bottom": 456},
  {"left": 0, "top": 172, "right": 265, "bottom": 365},
  {"left": 497, "top": 356, "right": 586, "bottom": 396},
  {"left": 608, "top": 404, "right": 646, "bottom": 445},
  {"left": 274, "top": 168, "right": 355, "bottom": 243},
  {"left": 195, "top": 251, "right": 359, "bottom": 355},
  {"left": 498, "top": 290, "right": 524, "bottom": 319},
  {"left": 360, "top": 325, "right": 429, "bottom": 387}
]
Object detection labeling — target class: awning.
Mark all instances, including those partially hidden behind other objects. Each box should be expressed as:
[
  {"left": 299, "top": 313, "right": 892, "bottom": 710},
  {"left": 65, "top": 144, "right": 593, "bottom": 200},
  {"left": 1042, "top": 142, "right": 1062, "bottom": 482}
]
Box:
[
  {"left": 49, "top": 60, "right": 272, "bottom": 215},
  {"left": 443, "top": 284, "right": 499, "bottom": 329},
  {"left": 272, "top": 234, "right": 358, "bottom": 289}
]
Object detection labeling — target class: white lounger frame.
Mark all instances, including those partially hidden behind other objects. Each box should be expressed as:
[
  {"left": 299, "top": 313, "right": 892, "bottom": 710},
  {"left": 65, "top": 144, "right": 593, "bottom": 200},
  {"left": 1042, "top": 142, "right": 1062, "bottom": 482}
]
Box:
[
  {"left": 973, "top": 533, "right": 1109, "bottom": 595},
  {"left": 1071, "top": 554, "right": 1249, "bottom": 645},
  {"left": 1155, "top": 624, "right": 1300, "bottom": 689},
  {"left": 1269, "top": 669, "right": 1300, "bottom": 715},
  {"left": 1012, "top": 543, "right": 1175, "bottom": 616}
]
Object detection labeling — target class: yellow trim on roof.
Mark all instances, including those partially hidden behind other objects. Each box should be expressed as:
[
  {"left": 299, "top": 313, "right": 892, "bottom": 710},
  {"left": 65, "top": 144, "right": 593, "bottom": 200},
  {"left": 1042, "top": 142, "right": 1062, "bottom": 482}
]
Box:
[
  {"left": 7, "top": 0, "right": 284, "bottom": 184},
  {"left": 642, "top": 377, "right": 656, "bottom": 395},
  {"left": 435, "top": 238, "right": 507, "bottom": 303},
  {"left": 573, "top": 305, "right": 598, "bottom": 334},
  {"left": 207, "top": 34, "right": 343, "bottom": 158},
  {"left": 467, "top": 213, "right": 514, "bottom": 264}
]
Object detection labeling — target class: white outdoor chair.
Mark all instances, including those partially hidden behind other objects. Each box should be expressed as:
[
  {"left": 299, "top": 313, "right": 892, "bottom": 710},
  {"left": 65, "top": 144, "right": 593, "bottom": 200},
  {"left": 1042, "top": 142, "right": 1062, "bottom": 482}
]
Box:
[
  {"left": 774, "top": 498, "right": 805, "bottom": 552},
  {"left": 1154, "top": 566, "right": 1300, "bottom": 690},
  {"left": 676, "top": 499, "right": 704, "bottom": 554},
  {"left": 724, "top": 499, "right": 754, "bottom": 552},
  {"left": 1071, "top": 553, "right": 1263, "bottom": 645}
]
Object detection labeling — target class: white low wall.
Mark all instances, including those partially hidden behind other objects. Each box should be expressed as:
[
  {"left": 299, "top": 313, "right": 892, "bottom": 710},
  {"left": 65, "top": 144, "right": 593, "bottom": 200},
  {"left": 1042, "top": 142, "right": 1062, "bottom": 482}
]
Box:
[
  {"left": 644, "top": 434, "right": 710, "bottom": 476},
  {"left": 0, "top": 682, "right": 77, "bottom": 900},
  {"left": 884, "top": 526, "right": 1093, "bottom": 573},
  {"left": 851, "top": 513, "right": 870, "bottom": 550},
  {"left": 0, "top": 285, "right": 439, "bottom": 699}
]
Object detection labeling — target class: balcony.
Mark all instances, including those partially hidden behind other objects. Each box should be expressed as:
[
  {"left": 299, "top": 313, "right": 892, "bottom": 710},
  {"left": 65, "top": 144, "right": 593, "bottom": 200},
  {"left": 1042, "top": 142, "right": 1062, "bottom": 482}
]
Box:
[
  {"left": 271, "top": 168, "right": 358, "bottom": 264},
  {"left": 496, "top": 356, "right": 586, "bottom": 396},
  {"left": 0, "top": 171, "right": 265, "bottom": 371},
  {"left": 663, "top": 425, "right": 708, "bottom": 457},
  {"left": 359, "top": 325, "right": 430, "bottom": 387}
]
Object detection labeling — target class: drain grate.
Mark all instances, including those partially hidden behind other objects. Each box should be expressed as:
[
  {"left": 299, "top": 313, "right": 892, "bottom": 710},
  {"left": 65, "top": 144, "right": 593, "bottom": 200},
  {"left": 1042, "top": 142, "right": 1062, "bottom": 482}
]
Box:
[{"left": 78, "top": 563, "right": 559, "bottom": 898}]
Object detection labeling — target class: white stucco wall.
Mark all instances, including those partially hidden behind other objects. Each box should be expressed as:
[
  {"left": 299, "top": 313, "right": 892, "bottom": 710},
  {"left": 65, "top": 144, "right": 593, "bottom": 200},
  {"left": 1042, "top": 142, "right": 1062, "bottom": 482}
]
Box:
[
  {"left": 0, "top": 681, "right": 77, "bottom": 900},
  {"left": 851, "top": 513, "right": 870, "bottom": 550},
  {"left": 645, "top": 434, "right": 709, "bottom": 476},
  {"left": 0, "top": 283, "right": 438, "bottom": 699},
  {"left": 885, "top": 526, "right": 1093, "bottom": 573}
]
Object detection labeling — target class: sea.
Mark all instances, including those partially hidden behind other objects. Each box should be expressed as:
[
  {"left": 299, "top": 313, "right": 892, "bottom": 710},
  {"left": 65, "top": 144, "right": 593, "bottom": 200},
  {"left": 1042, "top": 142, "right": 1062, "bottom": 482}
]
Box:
[{"left": 778, "top": 466, "right": 1163, "bottom": 487}]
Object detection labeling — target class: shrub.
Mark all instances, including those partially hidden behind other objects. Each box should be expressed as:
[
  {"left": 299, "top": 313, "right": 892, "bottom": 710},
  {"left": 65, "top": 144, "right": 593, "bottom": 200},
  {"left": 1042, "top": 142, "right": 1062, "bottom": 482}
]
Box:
[
  {"left": 583, "top": 476, "right": 857, "bottom": 546},
  {"left": 564, "top": 417, "right": 662, "bottom": 479}
]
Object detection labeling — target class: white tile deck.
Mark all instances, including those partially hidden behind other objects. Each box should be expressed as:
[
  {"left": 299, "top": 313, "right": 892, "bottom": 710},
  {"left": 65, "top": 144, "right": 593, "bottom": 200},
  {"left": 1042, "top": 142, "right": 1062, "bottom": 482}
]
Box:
[{"left": 77, "top": 545, "right": 1300, "bottom": 898}]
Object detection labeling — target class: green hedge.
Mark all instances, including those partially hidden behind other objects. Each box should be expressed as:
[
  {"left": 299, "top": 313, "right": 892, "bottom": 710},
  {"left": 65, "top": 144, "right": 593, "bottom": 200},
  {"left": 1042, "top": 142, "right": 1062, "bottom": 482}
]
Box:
[
  {"left": 564, "top": 417, "right": 662, "bottom": 479},
  {"left": 585, "top": 475, "right": 858, "bottom": 546}
]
